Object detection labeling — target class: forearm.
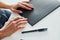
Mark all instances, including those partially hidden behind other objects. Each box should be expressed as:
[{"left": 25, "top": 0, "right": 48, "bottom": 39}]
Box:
[{"left": 0, "top": 1, "right": 11, "bottom": 9}]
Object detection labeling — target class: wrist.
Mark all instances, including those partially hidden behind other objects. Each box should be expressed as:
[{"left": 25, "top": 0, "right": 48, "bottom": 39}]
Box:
[
  {"left": 0, "top": 29, "right": 4, "bottom": 39},
  {"left": 0, "top": 29, "right": 7, "bottom": 39},
  {"left": 4, "top": 4, "right": 12, "bottom": 9},
  {"left": 0, "top": 1, "right": 11, "bottom": 9}
]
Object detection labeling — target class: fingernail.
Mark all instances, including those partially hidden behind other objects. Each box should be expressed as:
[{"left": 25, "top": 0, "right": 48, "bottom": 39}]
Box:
[
  {"left": 28, "top": 8, "right": 32, "bottom": 10},
  {"left": 20, "top": 11, "right": 23, "bottom": 13},
  {"left": 20, "top": 26, "right": 25, "bottom": 28}
]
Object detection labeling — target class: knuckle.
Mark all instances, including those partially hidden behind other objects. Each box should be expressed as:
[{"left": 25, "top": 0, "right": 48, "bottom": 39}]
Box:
[
  {"left": 17, "top": 17, "right": 20, "bottom": 18},
  {"left": 17, "top": 2, "right": 21, "bottom": 5},
  {"left": 9, "top": 19, "right": 13, "bottom": 22}
]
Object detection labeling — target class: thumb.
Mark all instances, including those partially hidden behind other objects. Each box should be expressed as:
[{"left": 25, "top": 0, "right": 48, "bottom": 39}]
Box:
[{"left": 11, "top": 8, "right": 23, "bottom": 13}]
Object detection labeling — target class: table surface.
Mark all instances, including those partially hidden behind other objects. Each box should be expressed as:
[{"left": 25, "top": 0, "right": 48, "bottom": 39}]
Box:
[{"left": 1, "top": 0, "right": 60, "bottom": 40}]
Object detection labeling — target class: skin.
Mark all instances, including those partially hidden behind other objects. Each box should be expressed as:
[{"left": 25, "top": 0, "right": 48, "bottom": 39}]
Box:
[
  {"left": 0, "top": 0, "right": 33, "bottom": 13},
  {"left": 0, "top": 0, "right": 33, "bottom": 39},
  {"left": 0, "top": 17, "right": 28, "bottom": 39},
  {"left": 10, "top": 2, "right": 33, "bottom": 13}
]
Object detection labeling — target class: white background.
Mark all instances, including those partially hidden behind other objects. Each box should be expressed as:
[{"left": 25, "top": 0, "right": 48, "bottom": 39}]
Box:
[{"left": 1, "top": 0, "right": 60, "bottom": 40}]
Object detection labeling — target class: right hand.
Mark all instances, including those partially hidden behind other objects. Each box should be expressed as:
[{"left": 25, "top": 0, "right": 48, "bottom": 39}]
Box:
[{"left": 0, "top": 17, "right": 27, "bottom": 38}]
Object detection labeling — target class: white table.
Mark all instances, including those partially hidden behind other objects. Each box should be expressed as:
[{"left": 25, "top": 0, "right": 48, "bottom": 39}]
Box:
[{"left": 1, "top": 0, "right": 60, "bottom": 40}]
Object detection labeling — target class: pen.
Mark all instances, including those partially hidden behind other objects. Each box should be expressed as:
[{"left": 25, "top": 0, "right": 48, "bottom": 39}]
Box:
[{"left": 22, "top": 28, "right": 47, "bottom": 34}]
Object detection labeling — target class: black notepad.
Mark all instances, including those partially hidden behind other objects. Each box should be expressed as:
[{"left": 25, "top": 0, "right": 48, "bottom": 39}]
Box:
[{"left": 17, "top": 0, "right": 60, "bottom": 26}]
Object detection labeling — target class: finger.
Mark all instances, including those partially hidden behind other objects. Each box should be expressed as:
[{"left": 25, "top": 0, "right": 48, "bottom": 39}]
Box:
[
  {"left": 5, "top": 17, "right": 23, "bottom": 26},
  {"left": 19, "top": 3, "right": 32, "bottom": 10},
  {"left": 13, "top": 17, "right": 25, "bottom": 21},
  {"left": 18, "top": 21, "right": 27, "bottom": 24},
  {"left": 10, "top": 17, "right": 22, "bottom": 21},
  {"left": 12, "top": 17, "right": 20, "bottom": 21},
  {"left": 14, "top": 25, "right": 24, "bottom": 32},
  {"left": 15, "top": 18, "right": 27, "bottom": 23},
  {"left": 8, "top": 17, "right": 25, "bottom": 24},
  {"left": 17, "top": 23, "right": 26, "bottom": 29},
  {"left": 21, "top": 2, "right": 33, "bottom": 8},
  {"left": 11, "top": 24, "right": 25, "bottom": 32},
  {"left": 16, "top": 21, "right": 27, "bottom": 26}
]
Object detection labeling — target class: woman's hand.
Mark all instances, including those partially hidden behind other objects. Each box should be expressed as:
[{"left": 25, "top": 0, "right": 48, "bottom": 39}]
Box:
[
  {"left": 9, "top": 2, "right": 33, "bottom": 13},
  {"left": 0, "top": 0, "right": 32, "bottom": 13},
  {"left": 0, "top": 17, "right": 27, "bottom": 39}
]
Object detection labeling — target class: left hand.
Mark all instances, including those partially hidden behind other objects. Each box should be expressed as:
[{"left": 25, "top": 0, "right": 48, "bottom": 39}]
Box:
[
  {"left": 0, "top": 17, "right": 27, "bottom": 39},
  {"left": 9, "top": 2, "right": 33, "bottom": 13}
]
